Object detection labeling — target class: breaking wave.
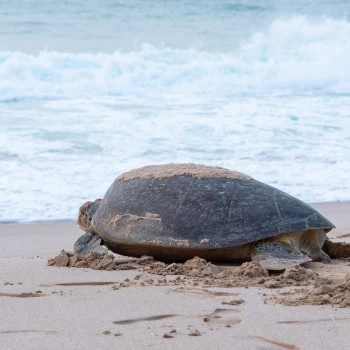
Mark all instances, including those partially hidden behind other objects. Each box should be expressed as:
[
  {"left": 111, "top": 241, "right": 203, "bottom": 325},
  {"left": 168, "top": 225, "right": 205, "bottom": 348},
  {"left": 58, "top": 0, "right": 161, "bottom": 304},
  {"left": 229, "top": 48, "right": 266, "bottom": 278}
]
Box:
[{"left": 1, "top": 17, "right": 350, "bottom": 101}]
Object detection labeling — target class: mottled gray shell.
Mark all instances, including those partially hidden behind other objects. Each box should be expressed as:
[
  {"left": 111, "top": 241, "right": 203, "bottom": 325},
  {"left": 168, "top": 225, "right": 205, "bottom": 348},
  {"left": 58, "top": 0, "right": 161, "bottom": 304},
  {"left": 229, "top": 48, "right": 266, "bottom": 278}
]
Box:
[{"left": 92, "top": 164, "right": 334, "bottom": 261}]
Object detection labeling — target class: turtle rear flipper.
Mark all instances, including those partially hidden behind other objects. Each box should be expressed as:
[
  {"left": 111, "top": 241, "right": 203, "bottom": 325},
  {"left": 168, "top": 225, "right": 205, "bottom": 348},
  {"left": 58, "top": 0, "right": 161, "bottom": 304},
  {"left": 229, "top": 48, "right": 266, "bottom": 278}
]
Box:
[
  {"left": 74, "top": 230, "right": 108, "bottom": 258},
  {"left": 251, "top": 241, "right": 311, "bottom": 271},
  {"left": 299, "top": 229, "right": 331, "bottom": 263}
]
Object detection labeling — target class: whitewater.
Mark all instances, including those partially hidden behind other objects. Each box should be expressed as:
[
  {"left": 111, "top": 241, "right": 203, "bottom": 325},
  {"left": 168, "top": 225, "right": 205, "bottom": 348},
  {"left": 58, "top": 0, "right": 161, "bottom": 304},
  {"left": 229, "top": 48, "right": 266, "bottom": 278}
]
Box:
[{"left": 1, "top": 3, "right": 350, "bottom": 222}]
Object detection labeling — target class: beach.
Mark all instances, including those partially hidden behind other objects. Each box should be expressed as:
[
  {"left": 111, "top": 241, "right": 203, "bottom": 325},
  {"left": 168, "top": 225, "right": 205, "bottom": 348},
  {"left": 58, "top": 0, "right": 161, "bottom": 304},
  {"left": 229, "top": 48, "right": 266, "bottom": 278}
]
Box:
[
  {"left": 1, "top": 201, "right": 349, "bottom": 350},
  {"left": 1, "top": 2, "right": 350, "bottom": 349}
]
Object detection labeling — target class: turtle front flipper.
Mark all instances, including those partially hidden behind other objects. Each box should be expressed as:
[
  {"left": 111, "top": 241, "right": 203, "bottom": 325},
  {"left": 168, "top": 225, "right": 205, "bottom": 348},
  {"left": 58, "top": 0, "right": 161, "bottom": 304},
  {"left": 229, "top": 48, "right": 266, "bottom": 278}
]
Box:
[
  {"left": 251, "top": 241, "right": 312, "bottom": 271},
  {"left": 74, "top": 230, "right": 108, "bottom": 258}
]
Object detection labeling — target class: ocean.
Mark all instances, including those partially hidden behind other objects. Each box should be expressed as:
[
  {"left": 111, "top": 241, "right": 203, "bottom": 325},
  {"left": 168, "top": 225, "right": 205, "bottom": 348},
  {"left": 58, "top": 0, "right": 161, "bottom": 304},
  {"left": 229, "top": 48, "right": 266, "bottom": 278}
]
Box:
[{"left": 1, "top": 0, "right": 350, "bottom": 222}]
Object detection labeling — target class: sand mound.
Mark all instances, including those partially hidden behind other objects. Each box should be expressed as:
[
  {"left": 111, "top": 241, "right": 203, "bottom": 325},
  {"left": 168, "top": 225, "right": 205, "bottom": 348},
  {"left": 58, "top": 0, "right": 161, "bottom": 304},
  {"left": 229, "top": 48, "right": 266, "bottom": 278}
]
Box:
[
  {"left": 47, "top": 251, "right": 348, "bottom": 307},
  {"left": 270, "top": 273, "right": 350, "bottom": 307},
  {"left": 48, "top": 250, "right": 138, "bottom": 271},
  {"left": 115, "top": 163, "right": 252, "bottom": 181}
]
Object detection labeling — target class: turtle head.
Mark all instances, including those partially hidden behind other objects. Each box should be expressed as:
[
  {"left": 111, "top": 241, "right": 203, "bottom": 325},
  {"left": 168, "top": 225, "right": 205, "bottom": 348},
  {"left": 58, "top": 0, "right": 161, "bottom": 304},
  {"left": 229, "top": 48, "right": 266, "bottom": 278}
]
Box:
[{"left": 77, "top": 199, "right": 102, "bottom": 232}]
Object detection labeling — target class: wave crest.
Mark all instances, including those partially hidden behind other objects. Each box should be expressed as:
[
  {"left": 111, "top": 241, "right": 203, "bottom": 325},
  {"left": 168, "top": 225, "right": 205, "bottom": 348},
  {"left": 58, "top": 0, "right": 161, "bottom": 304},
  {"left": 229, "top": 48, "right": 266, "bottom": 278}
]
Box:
[{"left": 1, "top": 17, "right": 350, "bottom": 100}]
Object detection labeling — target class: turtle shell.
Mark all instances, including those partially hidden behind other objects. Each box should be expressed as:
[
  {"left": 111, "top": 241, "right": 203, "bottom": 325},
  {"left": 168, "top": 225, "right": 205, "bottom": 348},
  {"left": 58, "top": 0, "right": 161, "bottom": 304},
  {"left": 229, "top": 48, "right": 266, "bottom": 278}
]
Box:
[{"left": 93, "top": 164, "right": 334, "bottom": 261}]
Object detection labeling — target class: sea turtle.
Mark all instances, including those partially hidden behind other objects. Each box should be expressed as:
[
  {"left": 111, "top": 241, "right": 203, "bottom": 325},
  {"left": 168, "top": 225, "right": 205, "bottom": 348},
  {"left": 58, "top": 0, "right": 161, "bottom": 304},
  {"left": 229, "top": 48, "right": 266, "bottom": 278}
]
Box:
[{"left": 74, "top": 163, "right": 336, "bottom": 270}]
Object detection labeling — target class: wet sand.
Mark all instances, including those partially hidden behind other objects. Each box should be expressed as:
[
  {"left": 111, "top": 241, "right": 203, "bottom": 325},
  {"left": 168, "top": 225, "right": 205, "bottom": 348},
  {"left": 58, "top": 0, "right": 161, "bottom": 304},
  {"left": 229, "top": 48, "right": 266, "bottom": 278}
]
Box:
[{"left": 1, "top": 202, "right": 350, "bottom": 349}]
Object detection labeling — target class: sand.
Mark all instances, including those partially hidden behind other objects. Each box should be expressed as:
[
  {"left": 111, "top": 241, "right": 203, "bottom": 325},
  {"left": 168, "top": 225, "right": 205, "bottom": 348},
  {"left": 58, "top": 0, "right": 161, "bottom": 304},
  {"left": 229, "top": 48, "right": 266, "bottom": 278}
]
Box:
[
  {"left": 1, "top": 201, "right": 350, "bottom": 349},
  {"left": 115, "top": 163, "right": 252, "bottom": 181}
]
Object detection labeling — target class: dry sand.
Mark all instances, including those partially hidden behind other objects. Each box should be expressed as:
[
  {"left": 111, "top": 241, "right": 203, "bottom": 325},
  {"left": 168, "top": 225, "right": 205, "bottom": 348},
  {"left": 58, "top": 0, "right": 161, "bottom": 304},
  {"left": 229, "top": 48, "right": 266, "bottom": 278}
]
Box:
[{"left": 1, "top": 202, "right": 350, "bottom": 350}]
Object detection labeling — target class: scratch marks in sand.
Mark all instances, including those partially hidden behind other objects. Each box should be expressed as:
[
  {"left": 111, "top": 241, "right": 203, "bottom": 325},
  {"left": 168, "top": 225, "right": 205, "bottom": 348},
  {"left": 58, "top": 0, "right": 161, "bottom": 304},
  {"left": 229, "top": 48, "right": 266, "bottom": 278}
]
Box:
[
  {"left": 253, "top": 336, "right": 300, "bottom": 350},
  {"left": 278, "top": 317, "right": 350, "bottom": 324},
  {"left": 113, "top": 314, "right": 177, "bottom": 325},
  {"left": 0, "top": 292, "right": 46, "bottom": 298},
  {"left": 40, "top": 281, "right": 117, "bottom": 287},
  {"left": 173, "top": 287, "right": 239, "bottom": 297},
  {"left": 113, "top": 308, "right": 241, "bottom": 329},
  {"left": 0, "top": 330, "right": 57, "bottom": 334}
]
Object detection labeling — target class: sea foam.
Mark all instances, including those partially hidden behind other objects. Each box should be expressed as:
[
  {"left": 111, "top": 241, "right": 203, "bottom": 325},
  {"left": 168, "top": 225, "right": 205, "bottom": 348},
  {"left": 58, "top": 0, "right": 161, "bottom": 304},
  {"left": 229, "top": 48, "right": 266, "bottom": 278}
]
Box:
[{"left": 1, "top": 17, "right": 350, "bottom": 101}]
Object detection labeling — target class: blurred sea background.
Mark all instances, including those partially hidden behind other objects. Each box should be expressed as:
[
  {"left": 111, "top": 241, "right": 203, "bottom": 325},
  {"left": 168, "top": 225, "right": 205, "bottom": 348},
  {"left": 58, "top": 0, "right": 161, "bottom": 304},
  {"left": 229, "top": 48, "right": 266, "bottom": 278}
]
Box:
[{"left": 1, "top": 0, "right": 350, "bottom": 222}]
